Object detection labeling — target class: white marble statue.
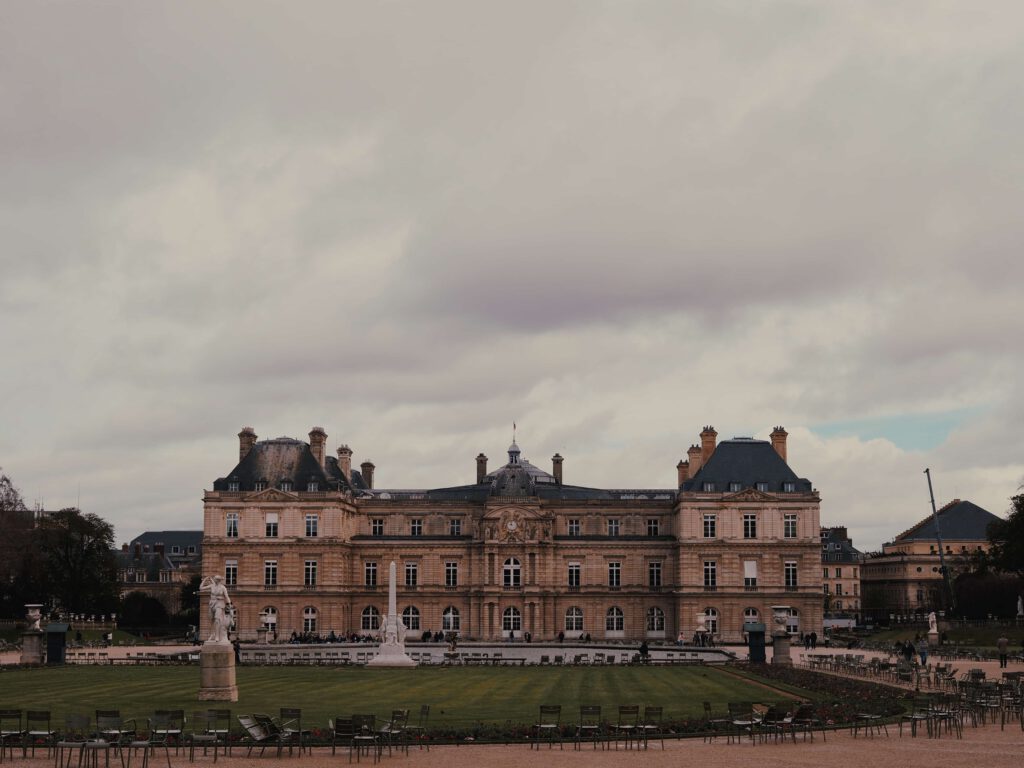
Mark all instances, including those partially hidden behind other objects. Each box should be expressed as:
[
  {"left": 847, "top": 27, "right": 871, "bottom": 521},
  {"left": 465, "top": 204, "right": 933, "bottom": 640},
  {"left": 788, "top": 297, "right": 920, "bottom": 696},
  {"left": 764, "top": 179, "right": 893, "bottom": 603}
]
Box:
[
  {"left": 928, "top": 611, "right": 937, "bottom": 634},
  {"left": 367, "top": 561, "right": 415, "bottom": 667},
  {"left": 199, "top": 575, "right": 233, "bottom": 644},
  {"left": 25, "top": 604, "right": 42, "bottom": 631}
]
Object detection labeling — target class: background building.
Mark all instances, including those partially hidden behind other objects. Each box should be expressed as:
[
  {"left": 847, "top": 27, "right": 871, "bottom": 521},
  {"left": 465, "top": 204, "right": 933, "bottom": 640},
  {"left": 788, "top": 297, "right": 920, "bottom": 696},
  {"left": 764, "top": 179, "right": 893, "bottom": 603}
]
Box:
[
  {"left": 201, "top": 425, "right": 823, "bottom": 642},
  {"left": 116, "top": 530, "right": 203, "bottom": 616},
  {"left": 820, "top": 526, "right": 863, "bottom": 622},
  {"left": 860, "top": 499, "right": 998, "bottom": 622}
]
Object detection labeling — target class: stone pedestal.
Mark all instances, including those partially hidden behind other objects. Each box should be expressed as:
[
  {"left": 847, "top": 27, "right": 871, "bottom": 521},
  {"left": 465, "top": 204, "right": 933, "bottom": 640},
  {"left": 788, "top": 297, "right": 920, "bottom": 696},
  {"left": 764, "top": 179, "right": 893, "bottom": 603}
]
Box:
[
  {"left": 21, "top": 630, "right": 44, "bottom": 666},
  {"left": 198, "top": 643, "right": 238, "bottom": 701},
  {"left": 928, "top": 630, "right": 940, "bottom": 648},
  {"left": 367, "top": 640, "right": 416, "bottom": 667},
  {"left": 771, "top": 633, "right": 793, "bottom": 667}
]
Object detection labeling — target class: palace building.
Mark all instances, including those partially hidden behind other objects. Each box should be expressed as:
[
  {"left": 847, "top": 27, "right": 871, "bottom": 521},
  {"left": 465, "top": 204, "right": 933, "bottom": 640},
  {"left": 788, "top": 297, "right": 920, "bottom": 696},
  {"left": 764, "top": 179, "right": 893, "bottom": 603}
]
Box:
[{"left": 201, "top": 425, "right": 823, "bottom": 643}]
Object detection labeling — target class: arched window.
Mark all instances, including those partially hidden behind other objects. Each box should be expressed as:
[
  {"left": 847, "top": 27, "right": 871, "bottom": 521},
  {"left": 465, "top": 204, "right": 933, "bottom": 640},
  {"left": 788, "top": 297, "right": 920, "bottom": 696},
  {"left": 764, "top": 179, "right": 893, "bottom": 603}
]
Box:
[
  {"left": 565, "top": 607, "right": 584, "bottom": 632},
  {"left": 402, "top": 606, "right": 420, "bottom": 631},
  {"left": 261, "top": 606, "right": 277, "bottom": 628},
  {"left": 785, "top": 608, "right": 799, "bottom": 634},
  {"left": 361, "top": 606, "right": 380, "bottom": 631},
  {"left": 502, "top": 606, "right": 522, "bottom": 632},
  {"left": 646, "top": 606, "right": 665, "bottom": 632},
  {"left": 503, "top": 558, "right": 521, "bottom": 588},
  {"left": 442, "top": 606, "right": 460, "bottom": 632},
  {"left": 704, "top": 607, "right": 719, "bottom": 635},
  {"left": 743, "top": 607, "right": 759, "bottom": 622},
  {"left": 606, "top": 606, "right": 624, "bottom": 632},
  {"left": 303, "top": 606, "right": 318, "bottom": 633}
]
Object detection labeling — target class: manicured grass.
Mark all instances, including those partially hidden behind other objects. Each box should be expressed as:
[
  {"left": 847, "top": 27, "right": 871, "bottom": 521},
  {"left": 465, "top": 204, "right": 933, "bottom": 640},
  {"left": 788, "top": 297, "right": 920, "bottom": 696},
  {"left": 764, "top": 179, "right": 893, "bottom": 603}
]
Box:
[{"left": 0, "top": 664, "right": 812, "bottom": 732}]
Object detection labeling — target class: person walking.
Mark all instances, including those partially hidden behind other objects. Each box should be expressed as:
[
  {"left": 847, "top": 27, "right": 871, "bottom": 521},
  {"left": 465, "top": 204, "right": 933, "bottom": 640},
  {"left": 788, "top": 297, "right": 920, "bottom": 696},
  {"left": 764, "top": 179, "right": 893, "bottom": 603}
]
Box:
[
  {"left": 916, "top": 637, "right": 928, "bottom": 667},
  {"left": 997, "top": 633, "right": 1009, "bottom": 668}
]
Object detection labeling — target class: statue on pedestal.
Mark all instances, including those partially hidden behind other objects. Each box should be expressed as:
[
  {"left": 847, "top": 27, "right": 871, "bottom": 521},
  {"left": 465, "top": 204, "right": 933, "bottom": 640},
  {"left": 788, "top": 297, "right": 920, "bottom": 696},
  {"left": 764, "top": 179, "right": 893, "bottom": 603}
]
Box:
[
  {"left": 199, "top": 575, "right": 233, "bottom": 644},
  {"left": 928, "top": 611, "right": 938, "bottom": 634}
]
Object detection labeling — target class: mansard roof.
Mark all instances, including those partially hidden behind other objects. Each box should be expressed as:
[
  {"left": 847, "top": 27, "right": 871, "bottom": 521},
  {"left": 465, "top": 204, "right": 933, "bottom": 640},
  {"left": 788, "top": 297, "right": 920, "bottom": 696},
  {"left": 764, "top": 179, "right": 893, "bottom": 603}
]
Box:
[
  {"left": 680, "top": 438, "right": 812, "bottom": 493},
  {"left": 213, "top": 437, "right": 366, "bottom": 492},
  {"left": 890, "top": 499, "right": 999, "bottom": 543}
]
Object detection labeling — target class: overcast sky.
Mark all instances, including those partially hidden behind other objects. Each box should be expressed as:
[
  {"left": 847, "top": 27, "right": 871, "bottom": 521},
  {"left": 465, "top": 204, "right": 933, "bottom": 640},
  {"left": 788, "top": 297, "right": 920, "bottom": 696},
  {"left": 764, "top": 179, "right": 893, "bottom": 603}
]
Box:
[{"left": 2, "top": 2, "right": 1022, "bottom": 551}]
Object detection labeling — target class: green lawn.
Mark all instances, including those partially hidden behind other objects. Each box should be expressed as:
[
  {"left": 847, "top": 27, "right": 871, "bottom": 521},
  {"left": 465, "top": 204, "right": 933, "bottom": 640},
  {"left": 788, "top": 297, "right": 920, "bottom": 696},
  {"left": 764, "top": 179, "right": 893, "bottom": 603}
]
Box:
[{"left": 0, "top": 664, "right": 809, "bottom": 733}]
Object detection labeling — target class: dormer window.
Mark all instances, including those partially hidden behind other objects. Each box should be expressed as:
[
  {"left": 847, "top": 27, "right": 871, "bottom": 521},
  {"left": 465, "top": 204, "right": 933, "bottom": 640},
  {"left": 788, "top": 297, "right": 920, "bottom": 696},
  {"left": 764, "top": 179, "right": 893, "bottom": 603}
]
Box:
[
  {"left": 756, "top": 482, "right": 769, "bottom": 492},
  {"left": 782, "top": 482, "right": 795, "bottom": 493},
  {"left": 279, "top": 480, "right": 292, "bottom": 492},
  {"left": 702, "top": 482, "right": 716, "bottom": 492},
  {"left": 228, "top": 479, "right": 240, "bottom": 492},
  {"left": 728, "top": 482, "right": 742, "bottom": 493},
  {"left": 254, "top": 480, "right": 267, "bottom": 492},
  {"left": 307, "top": 481, "right": 319, "bottom": 492}
]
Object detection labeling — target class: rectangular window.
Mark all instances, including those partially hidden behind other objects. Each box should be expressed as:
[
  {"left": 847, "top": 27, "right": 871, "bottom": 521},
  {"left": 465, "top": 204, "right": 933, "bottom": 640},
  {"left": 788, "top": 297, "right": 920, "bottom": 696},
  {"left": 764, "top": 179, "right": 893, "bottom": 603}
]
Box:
[
  {"left": 305, "top": 514, "right": 318, "bottom": 538},
  {"left": 254, "top": 481, "right": 267, "bottom": 492},
  {"left": 568, "top": 562, "right": 581, "bottom": 588},
  {"left": 410, "top": 519, "right": 422, "bottom": 536},
  {"left": 756, "top": 482, "right": 769, "bottom": 492},
  {"left": 264, "top": 560, "right": 277, "bottom": 586},
  {"left": 646, "top": 518, "right": 659, "bottom": 536},
  {"left": 702, "top": 482, "right": 716, "bottom": 492},
  {"left": 607, "top": 518, "right": 620, "bottom": 537},
  {"left": 265, "top": 513, "right": 278, "bottom": 538},
  {"left": 608, "top": 561, "right": 621, "bottom": 588},
  {"left": 405, "top": 562, "right": 418, "bottom": 586},
  {"left": 224, "top": 559, "right": 237, "bottom": 586},
  {"left": 743, "top": 560, "right": 757, "bottom": 589},
  {"left": 702, "top": 514, "right": 716, "bottom": 538},
  {"left": 742, "top": 513, "right": 757, "bottom": 539},
  {"left": 729, "top": 482, "right": 742, "bottom": 492},
  {"left": 823, "top": 567, "right": 829, "bottom": 579},
  {"left": 304, "top": 559, "right": 317, "bottom": 587},
  {"left": 228, "top": 481, "right": 239, "bottom": 492},
  {"left": 568, "top": 519, "right": 580, "bottom": 536},
  {"left": 784, "top": 513, "right": 797, "bottom": 539},
  {"left": 306, "top": 481, "right": 319, "bottom": 492},
  {"left": 823, "top": 584, "right": 829, "bottom": 594},
  {"left": 834, "top": 567, "right": 841, "bottom": 578},
  {"left": 449, "top": 518, "right": 462, "bottom": 536},
  {"left": 648, "top": 561, "right": 662, "bottom": 588},
  {"left": 853, "top": 567, "right": 858, "bottom": 579},
  {"left": 703, "top": 560, "right": 717, "bottom": 588},
  {"left": 854, "top": 583, "right": 859, "bottom": 595},
  {"left": 364, "top": 561, "right": 377, "bottom": 587},
  {"left": 835, "top": 583, "right": 842, "bottom": 596},
  {"left": 371, "top": 519, "right": 384, "bottom": 536},
  {"left": 784, "top": 560, "right": 798, "bottom": 589},
  {"left": 783, "top": 482, "right": 795, "bottom": 493},
  {"left": 280, "top": 480, "right": 292, "bottom": 492},
  {"left": 445, "top": 561, "right": 458, "bottom": 587},
  {"left": 225, "top": 513, "right": 239, "bottom": 538}
]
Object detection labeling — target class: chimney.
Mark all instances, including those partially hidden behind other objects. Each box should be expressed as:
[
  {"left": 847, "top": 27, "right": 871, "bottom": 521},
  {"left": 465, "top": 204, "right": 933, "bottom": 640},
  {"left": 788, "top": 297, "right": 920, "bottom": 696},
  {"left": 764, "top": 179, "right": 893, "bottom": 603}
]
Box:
[
  {"left": 770, "top": 426, "right": 788, "bottom": 462},
  {"left": 476, "top": 453, "right": 488, "bottom": 484},
  {"left": 309, "top": 427, "right": 327, "bottom": 469},
  {"left": 676, "top": 460, "right": 688, "bottom": 487},
  {"left": 700, "top": 426, "right": 717, "bottom": 465},
  {"left": 337, "top": 444, "right": 353, "bottom": 481},
  {"left": 154, "top": 544, "right": 165, "bottom": 556},
  {"left": 238, "top": 427, "right": 257, "bottom": 462},
  {"left": 687, "top": 444, "right": 703, "bottom": 478},
  {"left": 134, "top": 543, "right": 142, "bottom": 559},
  {"left": 121, "top": 543, "right": 128, "bottom": 553},
  {"left": 552, "top": 453, "right": 563, "bottom": 484},
  {"left": 360, "top": 461, "right": 375, "bottom": 490}
]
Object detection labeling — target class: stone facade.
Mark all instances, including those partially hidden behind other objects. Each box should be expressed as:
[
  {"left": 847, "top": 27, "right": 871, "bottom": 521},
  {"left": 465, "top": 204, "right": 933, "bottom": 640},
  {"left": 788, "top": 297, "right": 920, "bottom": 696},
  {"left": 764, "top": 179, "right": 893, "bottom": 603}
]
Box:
[{"left": 201, "top": 426, "right": 823, "bottom": 643}]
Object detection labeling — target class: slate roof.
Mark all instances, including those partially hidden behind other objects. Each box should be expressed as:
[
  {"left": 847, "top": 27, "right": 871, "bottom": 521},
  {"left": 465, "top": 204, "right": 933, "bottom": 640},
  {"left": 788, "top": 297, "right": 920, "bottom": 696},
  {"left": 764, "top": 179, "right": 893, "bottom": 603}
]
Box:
[
  {"left": 890, "top": 499, "right": 999, "bottom": 543},
  {"left": 821, "top": 526, "right": 862, "bottom": 562},
  {"left": 129, "top": 530, "right": 202, "bottom": 552},
  {"left": 680, "top": 438, "right": 812, "bottom": 492},
  {"left": 213, "top": 437, "right": 367, "bottom": 492},
  {"left": 115, "top": 550, "right": 174, "bottom": 578}
]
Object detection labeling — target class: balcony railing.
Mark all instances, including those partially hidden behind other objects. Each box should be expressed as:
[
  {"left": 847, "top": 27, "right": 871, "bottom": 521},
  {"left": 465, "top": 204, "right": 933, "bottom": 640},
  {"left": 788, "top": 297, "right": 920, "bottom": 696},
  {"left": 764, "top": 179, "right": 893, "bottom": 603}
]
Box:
[
  {"left": 263, "top": 585, "right": 278, "bottom": 591},
  {"left": 703, "top": 585, "right": 717, "bottom": 592},
  {"left": 444, "top": 585, "right": 458, "bottom": 591},
  {"left": 744, "top": 585, "right": 759, "bottom": 592},
  {"left": 648, "top": 585, "right": 662, "bottom": 592},
  {"left": 303, "top": 584, "right": 317, "bottom": 590},
  {"left": 567, "top": 585, "right": 580, "bottom": 593},
  {"left": 502, "top": 584, "right": 522, "bottom": 591}
]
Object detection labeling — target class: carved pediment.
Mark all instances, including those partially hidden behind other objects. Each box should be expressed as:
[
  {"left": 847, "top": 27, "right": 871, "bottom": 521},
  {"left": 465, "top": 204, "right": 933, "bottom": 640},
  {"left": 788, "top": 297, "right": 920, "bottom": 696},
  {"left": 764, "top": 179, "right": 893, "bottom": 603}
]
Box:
[
  {"left": 482, "top": 506, "right": 550, "bottom": 543},
  {"left": 246, "top": 487, "right": 298, "bottom": 502},
  {"left": 723, "top": 487, "right": 775, "bottom": 502}
]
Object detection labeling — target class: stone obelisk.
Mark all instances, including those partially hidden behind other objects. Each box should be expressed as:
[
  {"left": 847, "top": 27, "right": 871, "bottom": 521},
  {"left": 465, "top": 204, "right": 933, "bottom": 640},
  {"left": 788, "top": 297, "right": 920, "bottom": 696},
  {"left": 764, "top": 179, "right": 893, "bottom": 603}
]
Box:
[{"left": 367, "top": 561, "right": 416, "bottom": 667}]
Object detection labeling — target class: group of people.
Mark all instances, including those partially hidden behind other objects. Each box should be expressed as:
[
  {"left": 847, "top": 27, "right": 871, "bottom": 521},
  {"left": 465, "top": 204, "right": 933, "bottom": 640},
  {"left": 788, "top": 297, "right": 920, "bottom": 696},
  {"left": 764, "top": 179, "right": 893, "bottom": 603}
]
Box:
[
  {"left": 897, "top": 635, "right": 931, "bottom": 666},
  {"left": 801, "top": 631, "right": 819, "bottom": 650}
]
